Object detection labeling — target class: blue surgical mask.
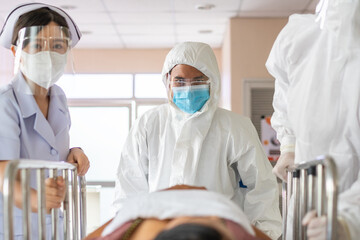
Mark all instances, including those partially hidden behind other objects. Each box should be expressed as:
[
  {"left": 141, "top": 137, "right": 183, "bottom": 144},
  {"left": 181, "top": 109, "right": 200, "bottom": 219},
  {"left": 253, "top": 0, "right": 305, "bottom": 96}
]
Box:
[{"left": 172, "top": 85, "right": 210, "bottom": 114}]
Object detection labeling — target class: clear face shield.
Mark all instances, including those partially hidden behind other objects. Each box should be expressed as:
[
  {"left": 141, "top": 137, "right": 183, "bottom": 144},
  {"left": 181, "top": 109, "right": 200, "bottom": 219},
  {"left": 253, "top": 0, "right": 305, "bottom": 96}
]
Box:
[{"left": 14, "top": 25, "right": 73, "bottom": 90}]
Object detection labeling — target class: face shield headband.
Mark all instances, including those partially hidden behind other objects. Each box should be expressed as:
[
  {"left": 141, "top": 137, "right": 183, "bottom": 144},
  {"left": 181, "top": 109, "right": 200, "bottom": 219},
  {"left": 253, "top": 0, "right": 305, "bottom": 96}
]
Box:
[{"left": 0, "top": 3, "right": 81, "bottom": 49}]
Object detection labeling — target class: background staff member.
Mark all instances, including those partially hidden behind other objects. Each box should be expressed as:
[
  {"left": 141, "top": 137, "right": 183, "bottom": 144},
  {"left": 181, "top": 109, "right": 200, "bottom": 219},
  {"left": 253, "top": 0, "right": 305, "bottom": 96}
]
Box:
[
  {"left": 115, "top": 42, "right": 282, "bottom": 239},
  {"left": 266, "top": 0, "right": 360, "bottom": 238}
]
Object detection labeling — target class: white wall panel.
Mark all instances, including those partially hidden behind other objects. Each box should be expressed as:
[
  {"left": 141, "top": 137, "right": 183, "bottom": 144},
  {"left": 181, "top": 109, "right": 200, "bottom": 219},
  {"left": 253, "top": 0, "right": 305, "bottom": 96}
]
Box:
[
  {"left": 110, "top": 13, "right": 173, "bottom": 24},
  {"left": 173, "top": 0, "right": 240, "bottom": 12},
  {"left": 123, "top": 35, "right": 175, "bottom": 48},
  {"left": 76, "top": 35, "right": 125, "bottom": 48},
  {"left": 117, "top": 24, "right": 173, "bottom": 35},
  {"left": 241, "top": 0, "right": 312, "bottom": 11},
  {"left": 176, "top": 24, "right": 226, "bottom": 35},
  {"left": 175, "top": 12, "right": 236, "bottom": 24},
  {"left": 103, "top": 0, "right": 173, "bottom": 12}
]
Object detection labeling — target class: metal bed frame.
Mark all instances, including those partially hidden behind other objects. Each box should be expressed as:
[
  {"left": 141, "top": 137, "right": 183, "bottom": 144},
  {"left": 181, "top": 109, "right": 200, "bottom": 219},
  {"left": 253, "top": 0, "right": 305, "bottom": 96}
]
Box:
[
  {"left": 282, "top": 155, "right": 338, "bottom": 240},
  {"left": 2, "top": 160, "right": 87, "bottom": 240}
]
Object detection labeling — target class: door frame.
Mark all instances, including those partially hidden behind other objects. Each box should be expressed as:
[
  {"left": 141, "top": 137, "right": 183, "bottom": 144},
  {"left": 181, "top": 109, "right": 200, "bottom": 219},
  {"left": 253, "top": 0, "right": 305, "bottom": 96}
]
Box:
[{"left": 242, "top": 78, "right": 275, "bottom": 118}]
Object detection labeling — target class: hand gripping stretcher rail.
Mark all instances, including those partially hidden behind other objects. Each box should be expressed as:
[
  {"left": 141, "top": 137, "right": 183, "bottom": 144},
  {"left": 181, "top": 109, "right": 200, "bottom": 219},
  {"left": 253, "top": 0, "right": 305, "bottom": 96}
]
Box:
[
  {"left": 2, "top": 160, "right": 87, "bottom": 240},
  {"left": 282, "top": 155, "right": 338, "bottom": 240}
]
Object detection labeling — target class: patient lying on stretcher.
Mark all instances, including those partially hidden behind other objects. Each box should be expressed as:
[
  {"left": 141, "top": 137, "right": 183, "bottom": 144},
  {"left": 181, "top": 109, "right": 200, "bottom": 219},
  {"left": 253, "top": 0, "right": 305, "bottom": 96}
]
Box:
[{"left": 85, "top": 185, "right": 272, "bottom": 240}]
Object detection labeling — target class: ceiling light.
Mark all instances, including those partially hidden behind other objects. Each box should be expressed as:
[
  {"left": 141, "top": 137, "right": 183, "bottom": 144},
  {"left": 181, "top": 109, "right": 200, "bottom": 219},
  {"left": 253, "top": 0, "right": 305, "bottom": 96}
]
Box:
[
  {"left": 81, "top": 30, "right": 92, "bottom": 35},
  {"left": 198, "top": 30, "right": 213, "bottom": 34},
  {"left": 60, "top": 5, "right": 77, "bottom": 10},
  {"left": 195, "top": 4, "right": 215, "bottom": 10}
]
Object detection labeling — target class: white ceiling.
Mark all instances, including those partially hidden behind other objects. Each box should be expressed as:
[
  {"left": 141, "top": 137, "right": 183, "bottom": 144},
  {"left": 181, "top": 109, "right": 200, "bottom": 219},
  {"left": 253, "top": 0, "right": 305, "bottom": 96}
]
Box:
[{"left": 0, "top": 0, "right": 318, "bottom": 49}]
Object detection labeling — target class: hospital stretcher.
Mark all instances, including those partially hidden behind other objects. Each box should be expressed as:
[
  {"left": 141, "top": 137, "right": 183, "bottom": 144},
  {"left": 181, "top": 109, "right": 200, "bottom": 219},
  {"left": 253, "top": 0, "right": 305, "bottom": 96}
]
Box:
[
  {"left": 2, "top": 160, "right": 87, "bottom": 240},
  {"left": 282, "top": 155, "right": 338, "bottom": 240}
]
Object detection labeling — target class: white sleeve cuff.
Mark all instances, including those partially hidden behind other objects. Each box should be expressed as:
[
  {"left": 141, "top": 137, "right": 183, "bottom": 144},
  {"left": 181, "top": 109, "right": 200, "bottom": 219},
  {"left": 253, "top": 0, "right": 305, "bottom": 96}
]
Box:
[{"left": 280, "top": 144, "right": 295, "bottom": 154}]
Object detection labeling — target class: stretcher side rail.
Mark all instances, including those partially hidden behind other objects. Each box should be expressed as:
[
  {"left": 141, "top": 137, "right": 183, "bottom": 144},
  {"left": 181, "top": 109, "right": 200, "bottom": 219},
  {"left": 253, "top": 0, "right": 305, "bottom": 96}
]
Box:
[
  {"left": 3, "top": 159, "right": 87, "bottom": 240},
  {"left": 282, "top": 155, "right": 338, "bottom": 240}
]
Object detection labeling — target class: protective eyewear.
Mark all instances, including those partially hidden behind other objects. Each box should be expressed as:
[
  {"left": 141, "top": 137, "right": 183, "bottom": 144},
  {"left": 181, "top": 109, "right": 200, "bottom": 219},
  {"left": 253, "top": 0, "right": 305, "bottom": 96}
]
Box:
[
  {"left": 171, "top": 78, "right": 210, "bottom": 87},
  {"left": 20, "top": 37, "right": 70, "bottom": 54},
  {"left": 16, "top": 26, "right": 71, "bottom": 54}
]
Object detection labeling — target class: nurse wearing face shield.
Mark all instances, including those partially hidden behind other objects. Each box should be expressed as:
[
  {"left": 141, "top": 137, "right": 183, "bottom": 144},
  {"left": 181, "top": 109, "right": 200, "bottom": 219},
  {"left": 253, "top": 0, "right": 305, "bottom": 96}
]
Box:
[
  {"left": 266, "top": 0, "right": 360, "bottom": 239},
  {"left": 0, "top": 3, "right": 89, "bottom": 239},
  {"left": 115, "top": 42, "right": 282, "bottom": 240},
  {"left": 14, "top": 24, "right": 70, "bottom": 90}
]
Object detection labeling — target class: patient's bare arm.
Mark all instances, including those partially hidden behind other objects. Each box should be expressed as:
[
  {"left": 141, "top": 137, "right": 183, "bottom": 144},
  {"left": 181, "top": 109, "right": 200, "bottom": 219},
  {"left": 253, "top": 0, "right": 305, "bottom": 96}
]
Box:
[{"left": 84, "top": 219, "right": 113, "bottom": 239}]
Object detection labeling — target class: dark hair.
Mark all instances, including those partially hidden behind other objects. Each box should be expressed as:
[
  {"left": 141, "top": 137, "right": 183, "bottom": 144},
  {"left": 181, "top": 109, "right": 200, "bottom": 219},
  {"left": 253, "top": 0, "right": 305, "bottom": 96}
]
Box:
[
  {"left": 12, "top": 7, "right": 68, "bottom": 45},
  {"left": 154, "top": 223, "right": 222, "bottom": 240}
]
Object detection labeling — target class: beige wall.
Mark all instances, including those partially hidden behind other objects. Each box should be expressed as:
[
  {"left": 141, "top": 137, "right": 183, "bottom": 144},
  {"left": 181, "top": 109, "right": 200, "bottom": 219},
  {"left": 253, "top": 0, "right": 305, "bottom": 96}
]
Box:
[
  {"left": 0, "top": 47, "right": 222, "bottom": 86},
  {"left": 71, "top": 48, "right": 170, "bottom": 74},
  {"left": 71, "top": 48, "right": 222, "bottom": 74},
  {"left": 221, "top": 17, "right": 288, "bottom": 115}
]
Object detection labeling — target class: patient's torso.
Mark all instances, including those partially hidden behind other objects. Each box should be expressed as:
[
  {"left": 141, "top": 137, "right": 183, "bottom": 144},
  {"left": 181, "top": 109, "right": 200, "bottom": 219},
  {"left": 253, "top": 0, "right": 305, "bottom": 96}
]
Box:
[{"left": 90, "top": 218, "right": 263, "bottom": 240}]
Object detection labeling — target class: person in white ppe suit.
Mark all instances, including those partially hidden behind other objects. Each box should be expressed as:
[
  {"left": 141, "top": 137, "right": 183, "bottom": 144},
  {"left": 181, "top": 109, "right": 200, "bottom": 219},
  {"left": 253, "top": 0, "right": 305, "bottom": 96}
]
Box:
[
  {"left": 266, "top": 0, "right": 360, "bottom": 239},
  {"left": 115, "top": 41, "right": 282, "bottom": 239}
]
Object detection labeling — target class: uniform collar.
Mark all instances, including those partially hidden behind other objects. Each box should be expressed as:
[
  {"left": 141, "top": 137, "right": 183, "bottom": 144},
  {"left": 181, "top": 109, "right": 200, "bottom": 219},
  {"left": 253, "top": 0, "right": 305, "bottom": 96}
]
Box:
[
  {"left": 12, "top": 73, "right": 67, "bottom": 118},
  {"left": 12, "top": 73, "right": 38, "bottom": 118},
  {"left": 12, "top": 73, "right": 69, "bottom": 148},
  {"left": 47, "top": 85, "right": 69, "bottom": 136}
]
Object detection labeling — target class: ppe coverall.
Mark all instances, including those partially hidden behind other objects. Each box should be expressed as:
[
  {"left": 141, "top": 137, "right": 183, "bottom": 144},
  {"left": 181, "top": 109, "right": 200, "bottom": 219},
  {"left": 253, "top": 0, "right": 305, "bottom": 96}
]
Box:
[
  {"left": 338, "top": 178, "right": 360, "bottom": 238},
  {"left": 115, "top": 42, "right": 282, "bottom": 239},
  {"left": 266, "top": 0, "right": 360, "bottom": 239}
]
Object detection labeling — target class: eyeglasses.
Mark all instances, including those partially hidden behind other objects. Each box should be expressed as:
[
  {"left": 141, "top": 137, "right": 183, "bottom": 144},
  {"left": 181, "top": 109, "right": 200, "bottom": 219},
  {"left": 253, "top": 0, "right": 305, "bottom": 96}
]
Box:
[
  {"left": 21, "top": 37, "right": 70, "bottom": 54},
  {"left": 170, "top": 78, "right": 210, "bottom": 87}
]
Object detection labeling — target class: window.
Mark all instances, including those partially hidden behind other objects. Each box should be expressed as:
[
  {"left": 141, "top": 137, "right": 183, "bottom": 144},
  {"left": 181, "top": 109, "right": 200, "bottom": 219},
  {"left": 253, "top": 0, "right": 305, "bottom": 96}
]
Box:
[
  {"left": 58, "top": 73, "right": 167, "bottom": 227},
  {"left": 60, "top": 74, "right": 133, "bottom": 98}
]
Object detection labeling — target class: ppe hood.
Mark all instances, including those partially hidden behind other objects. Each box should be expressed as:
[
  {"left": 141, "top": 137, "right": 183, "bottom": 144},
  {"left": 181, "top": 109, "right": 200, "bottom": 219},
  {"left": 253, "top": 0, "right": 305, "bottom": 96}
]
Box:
[
  {"left": 161, "top": 42, "right": 221, "bottom": 113},
  {"left": 316, "top": 0, "right": 360, "bottom": 49}
]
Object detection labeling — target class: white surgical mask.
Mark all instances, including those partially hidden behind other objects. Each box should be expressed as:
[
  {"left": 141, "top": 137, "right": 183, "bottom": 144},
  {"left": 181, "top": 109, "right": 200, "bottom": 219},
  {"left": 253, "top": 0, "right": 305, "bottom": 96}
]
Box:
[{"left": 20, "top": 51, "right": 67, "bottom": 89}]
